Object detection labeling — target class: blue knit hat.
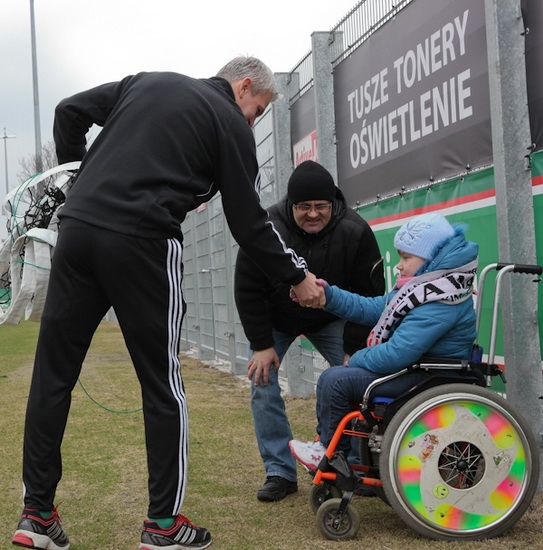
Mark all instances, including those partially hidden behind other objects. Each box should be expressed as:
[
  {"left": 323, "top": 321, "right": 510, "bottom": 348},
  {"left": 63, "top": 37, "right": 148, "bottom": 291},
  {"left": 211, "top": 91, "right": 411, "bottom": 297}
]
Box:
[{"left": 394, "top": 213, "right": 455, "bottom": 260}]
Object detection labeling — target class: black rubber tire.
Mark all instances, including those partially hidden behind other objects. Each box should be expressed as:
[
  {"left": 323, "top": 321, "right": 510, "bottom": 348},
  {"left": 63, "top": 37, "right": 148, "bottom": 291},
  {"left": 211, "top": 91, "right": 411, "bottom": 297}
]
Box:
[{"left": 315, "top": 498, "right": 361, "bottom": 541}]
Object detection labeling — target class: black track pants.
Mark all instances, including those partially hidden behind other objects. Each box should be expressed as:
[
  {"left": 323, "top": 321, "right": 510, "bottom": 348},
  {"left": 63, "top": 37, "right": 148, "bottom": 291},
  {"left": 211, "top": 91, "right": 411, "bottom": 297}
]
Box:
[{"left": 22, "top": 218, "right": 188, "bottom": 518}]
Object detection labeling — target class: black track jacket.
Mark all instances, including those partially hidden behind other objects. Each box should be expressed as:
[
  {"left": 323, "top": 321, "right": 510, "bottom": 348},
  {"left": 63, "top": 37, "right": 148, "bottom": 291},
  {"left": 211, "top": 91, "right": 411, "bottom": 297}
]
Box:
[
  {"left": 234, "top": 189, "right": 385, "bottom": 356},
  {"left": 53, "top": 71, "right": 307, "bottom": 286}
]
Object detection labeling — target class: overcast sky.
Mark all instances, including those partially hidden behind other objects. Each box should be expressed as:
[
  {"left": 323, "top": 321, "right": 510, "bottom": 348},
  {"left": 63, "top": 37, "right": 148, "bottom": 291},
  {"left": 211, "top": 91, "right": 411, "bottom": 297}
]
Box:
[{"left": 0, "top": 0, "right": 359, "bottom": 214}]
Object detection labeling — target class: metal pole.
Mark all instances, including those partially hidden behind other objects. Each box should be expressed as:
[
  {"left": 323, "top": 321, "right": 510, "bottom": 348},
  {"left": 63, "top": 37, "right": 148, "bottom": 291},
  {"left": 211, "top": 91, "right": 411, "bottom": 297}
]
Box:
[
  {"left": 2, "top": 127, "right": 16, "bottom": 195},
  {"left": 29, "top": 0, "right": 42, "bottom": 172},
  {"left": 312, "top": 31, "right": 341, "bottom": 181},
  {"left": 200, "top": 266, "right": 224, "bottom": 363},
  {"left": 484, "top": 0, "right": 543, "bottom": 489},
  {"left": 3, "top": 128, "right": 8, "bottom": 195},
  {"left": 272, "top": 72, "right": 297, "bottom": 199}
]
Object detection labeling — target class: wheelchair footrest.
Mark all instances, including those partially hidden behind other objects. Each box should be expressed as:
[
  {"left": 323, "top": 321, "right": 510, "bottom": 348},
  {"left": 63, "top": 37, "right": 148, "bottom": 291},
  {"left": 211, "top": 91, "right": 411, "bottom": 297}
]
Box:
[{"left": 327, "top": 452, "right": 359, "bottom": 492}]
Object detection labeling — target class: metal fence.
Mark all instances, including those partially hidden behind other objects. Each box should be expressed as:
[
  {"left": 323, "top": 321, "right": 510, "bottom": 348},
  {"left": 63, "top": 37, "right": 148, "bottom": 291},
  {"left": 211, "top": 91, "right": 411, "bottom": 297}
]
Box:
[{"left": 179, "top": 0, "right": 411, "bottom": 397}]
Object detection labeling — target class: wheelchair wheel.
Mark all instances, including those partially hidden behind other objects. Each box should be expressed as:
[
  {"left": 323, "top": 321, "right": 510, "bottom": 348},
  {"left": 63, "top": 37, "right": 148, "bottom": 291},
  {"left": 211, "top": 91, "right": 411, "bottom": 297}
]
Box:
[
  {"left": 380, "top": 383, "right": 539, "bottom": 541},
  {"left": 316, "top": 498, "right": 360, "bottom": 540},
  {"left": 310, "top": 482, "right": 342, "bottom": 514}
]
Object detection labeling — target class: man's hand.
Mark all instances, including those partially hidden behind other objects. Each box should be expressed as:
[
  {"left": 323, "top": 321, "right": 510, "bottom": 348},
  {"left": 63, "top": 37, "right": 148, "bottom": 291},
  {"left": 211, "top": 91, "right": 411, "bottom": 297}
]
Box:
[
  {"left": 291, "top": 272, "right": 325, "bottom": 308},
  {"left": 247, "top": 348, "right": 281, "bottom": 386}
]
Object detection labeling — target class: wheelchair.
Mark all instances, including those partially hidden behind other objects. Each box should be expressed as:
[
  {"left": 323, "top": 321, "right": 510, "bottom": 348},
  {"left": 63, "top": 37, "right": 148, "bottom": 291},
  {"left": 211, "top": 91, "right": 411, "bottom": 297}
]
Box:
[{"left": 308, "top": 263, "right": 543, "bottom": 542}]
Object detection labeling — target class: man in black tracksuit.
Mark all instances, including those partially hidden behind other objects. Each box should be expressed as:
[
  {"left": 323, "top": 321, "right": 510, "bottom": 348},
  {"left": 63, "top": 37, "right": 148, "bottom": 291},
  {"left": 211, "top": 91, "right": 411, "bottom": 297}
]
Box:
[
  {"left": 12, "top": 57, "right": 325, "bottom": 550},
  {"left": 234, "top": 161, "right": 385, "bottom": 502}
]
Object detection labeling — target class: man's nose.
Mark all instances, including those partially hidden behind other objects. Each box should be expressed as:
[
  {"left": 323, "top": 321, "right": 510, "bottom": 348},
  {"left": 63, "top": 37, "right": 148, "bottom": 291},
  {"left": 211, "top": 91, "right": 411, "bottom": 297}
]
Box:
[{"left": 306, "top": 207, "right": 320, "bottom": 216}]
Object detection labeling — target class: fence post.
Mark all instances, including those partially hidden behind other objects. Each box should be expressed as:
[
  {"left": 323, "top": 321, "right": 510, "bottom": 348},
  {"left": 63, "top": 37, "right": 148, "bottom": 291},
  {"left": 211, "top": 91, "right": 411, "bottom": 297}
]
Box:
[
  {"left": 283, "top": 339, "right": 311, "bottom": 397},
  {"left": 484, "top": 0, "right": 543, "bottom": 489},
  {"left": 273, "top": 72, "right": 297, "bottom": 196},
  {"left": 312, "top": 31, "right": 342, "bottom": 180}
]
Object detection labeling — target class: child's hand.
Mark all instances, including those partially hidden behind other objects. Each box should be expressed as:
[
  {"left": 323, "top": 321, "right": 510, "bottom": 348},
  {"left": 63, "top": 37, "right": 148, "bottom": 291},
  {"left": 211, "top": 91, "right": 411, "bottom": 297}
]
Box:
[{"left": 316, "top": 278, "right": 328, "bottom": 288}]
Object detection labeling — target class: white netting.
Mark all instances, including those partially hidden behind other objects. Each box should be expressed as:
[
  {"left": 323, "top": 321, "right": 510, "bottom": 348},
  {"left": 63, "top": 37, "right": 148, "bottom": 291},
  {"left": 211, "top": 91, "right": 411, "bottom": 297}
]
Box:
[{"left": 0, "top": 162, "right": 80, "bottom": 324}]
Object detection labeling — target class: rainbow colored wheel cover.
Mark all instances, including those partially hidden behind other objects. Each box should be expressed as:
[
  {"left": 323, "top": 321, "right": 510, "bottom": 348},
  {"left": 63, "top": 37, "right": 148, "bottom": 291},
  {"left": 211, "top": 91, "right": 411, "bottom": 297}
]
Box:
[{"left": 394, "top": 398, "right": 528, "bottom": 532}]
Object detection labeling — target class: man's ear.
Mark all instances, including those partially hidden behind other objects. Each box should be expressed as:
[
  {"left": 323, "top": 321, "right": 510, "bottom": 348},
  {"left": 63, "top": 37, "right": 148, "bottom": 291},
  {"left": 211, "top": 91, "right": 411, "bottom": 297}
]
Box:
[{"left": 235, "top": 77, "right": 252, "bottom": 98}]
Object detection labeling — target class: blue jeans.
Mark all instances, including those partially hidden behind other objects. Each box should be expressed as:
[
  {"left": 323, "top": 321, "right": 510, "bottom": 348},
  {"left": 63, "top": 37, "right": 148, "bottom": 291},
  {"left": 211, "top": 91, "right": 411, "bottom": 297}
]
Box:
[
  {"left": 251, "top": 319, "right": 346, "bottom": 482},
  {"left": 316, "top": 366, "right": 440, "bottom": 453}
]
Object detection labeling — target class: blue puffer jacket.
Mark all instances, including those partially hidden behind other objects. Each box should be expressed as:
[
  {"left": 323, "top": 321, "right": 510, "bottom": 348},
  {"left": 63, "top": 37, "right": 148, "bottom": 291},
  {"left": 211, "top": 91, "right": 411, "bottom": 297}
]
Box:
[{"left": 323, "top": 226, "right": 478, "bottom": 374}]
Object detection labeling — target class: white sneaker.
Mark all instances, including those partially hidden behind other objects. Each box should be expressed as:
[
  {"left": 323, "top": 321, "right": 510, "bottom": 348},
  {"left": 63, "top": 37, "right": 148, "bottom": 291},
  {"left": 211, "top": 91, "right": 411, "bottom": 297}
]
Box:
[{"left": 289, "top": 440, "right": 326, "bottom": 471}]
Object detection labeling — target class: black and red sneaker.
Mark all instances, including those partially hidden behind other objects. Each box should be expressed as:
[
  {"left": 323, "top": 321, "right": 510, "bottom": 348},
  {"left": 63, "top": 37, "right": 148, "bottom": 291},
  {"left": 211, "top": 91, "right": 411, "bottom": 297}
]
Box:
[
  {"left": 12, "top": 506, "right": 70, "bottom": 549},
  {"left": 140, "top": 514, "right": 212, "bottom": 549}
]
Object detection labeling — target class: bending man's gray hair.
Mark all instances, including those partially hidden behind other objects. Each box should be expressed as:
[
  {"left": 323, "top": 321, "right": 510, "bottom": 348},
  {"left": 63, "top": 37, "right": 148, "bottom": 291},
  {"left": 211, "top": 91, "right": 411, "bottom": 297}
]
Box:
[{"left": 216, "top": 56, "right": 279, "bottom": 102}]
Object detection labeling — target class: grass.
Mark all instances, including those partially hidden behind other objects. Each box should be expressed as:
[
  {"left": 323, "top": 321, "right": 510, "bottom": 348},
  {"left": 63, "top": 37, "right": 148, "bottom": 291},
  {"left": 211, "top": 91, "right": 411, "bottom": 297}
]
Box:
[{"left": 1, "top": 320, "right": 543, "bottom": 549}]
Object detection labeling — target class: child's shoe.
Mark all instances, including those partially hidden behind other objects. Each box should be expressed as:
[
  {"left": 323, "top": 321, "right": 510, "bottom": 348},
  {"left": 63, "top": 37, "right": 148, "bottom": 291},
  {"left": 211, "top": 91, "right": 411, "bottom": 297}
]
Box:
[{"left": 289, "top": 439, "right": 326, "bottom": 471}]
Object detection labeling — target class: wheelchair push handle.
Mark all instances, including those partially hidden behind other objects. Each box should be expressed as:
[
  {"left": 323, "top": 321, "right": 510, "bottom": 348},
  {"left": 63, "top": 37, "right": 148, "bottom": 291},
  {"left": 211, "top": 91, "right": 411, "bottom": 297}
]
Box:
[
  {"left": 476, "top": 262, "right": 542, "bottom": 370},
  {"left": 476, "top": 262, "right": 542, "bottom": 321},
  {"left": 495, "top": 262, "right": 542, "bottom": 276}
]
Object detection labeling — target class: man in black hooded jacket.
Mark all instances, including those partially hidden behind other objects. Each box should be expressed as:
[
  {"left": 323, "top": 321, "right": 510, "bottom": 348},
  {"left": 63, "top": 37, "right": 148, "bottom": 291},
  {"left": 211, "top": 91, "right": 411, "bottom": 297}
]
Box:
[{"left": 234, "top": 160, "right": 385, "bottom": 502}]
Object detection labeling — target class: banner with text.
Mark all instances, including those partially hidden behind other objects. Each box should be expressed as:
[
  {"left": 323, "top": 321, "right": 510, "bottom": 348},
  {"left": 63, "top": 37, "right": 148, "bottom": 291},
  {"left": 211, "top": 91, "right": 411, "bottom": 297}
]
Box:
[{"left": 334, "top": 0, "right": 490, "bottom": 206}]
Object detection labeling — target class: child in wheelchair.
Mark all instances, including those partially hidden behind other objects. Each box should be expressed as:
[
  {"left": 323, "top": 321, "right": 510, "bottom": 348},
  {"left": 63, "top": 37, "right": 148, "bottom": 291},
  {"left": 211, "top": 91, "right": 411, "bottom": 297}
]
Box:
[{"left": 289, "top": 212, "right": 479, "bottom": 469}]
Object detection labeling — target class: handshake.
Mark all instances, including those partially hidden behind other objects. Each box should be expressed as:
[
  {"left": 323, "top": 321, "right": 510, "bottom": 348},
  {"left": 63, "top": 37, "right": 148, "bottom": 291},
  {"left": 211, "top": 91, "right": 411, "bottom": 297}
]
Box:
[{"left": 290, "top": 276, "right": 328, "bottom": 308}]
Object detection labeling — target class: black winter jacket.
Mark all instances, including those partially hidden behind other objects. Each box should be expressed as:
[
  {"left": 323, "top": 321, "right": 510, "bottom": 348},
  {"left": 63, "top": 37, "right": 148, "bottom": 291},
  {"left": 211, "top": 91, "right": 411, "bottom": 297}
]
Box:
[
  {"left": 54, "top": 71, "right": 308, "bottom": 287},
  {"left": 234, "top": 189, "right": 385, "bottom": 355}
]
